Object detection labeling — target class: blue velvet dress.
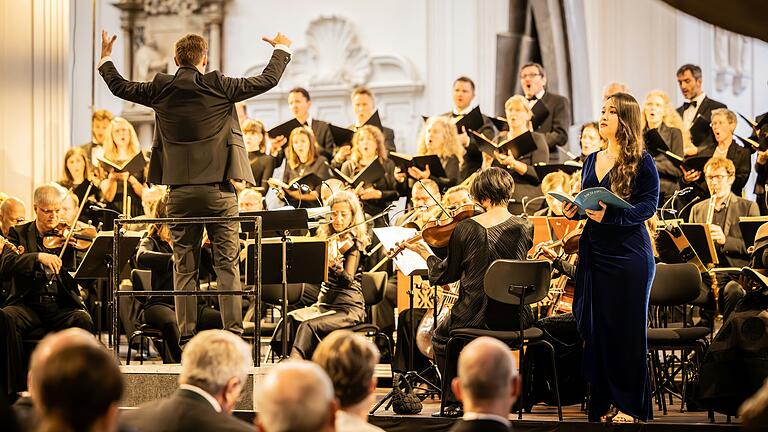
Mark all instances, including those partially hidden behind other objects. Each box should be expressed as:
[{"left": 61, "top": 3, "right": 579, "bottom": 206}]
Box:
[{"left": 574, "top": 151, "right": 659, "bottom": 421}]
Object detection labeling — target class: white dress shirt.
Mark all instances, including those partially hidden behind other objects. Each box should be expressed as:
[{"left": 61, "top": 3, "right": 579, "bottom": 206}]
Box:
[{"left": 682, "top": 92, "right": 707, "bottom": 130}]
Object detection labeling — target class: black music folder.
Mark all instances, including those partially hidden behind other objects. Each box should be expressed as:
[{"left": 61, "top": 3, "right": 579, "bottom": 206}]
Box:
[
  {"left": 644, "top": 128, "right": 684, "bottom": 163},
  {"left": 738, "top": 112, "right": 768, "bottom": 134},
  {"left": 680, "top": 223, "right": 719, "bottom": 267},
  {"left": 531, "top": 100, "right": 550, "bottom": 130},
  {"left": 533, "top": 161, "right": 583, "bottom": 178},
  {"left": 388, "top": 152, "right": 446, "bottom": 179},
  {"left": 362, "top": 110, "right": 384, "bottom": 130},
  {"left": 97, "top": 153, "right": 146, "bottom": 174},
  {"left": 268, "top": 118, "right": 304, "bottom": 139},
  {"left": 329, "top": 159, "right": 385, "bottom": 188},
  {"left": 329, "top": 124, "right": 354, "bottom": 148},
  {"left": 680, "top": 154, "right": 711, "bottom": 172},
  {"left": 689, "top": 113, "right": 711, "bottom": 146},
  {"left": 454, "top": 106, "right": 484, "bottom": 133},
  {"left": 244, "top": 237, "right": 327, "bottom": 285},
  {"left": 488, "top": 115, "right": 509, "bottom": 132},
  {"left": 736, "top": 134, "right": 767, "bottom": 152},
  {"left": 473, "top": 130, "right": 538, "bottom": 158},
  {"left": 739, "top": 216, "right": 768, "bottom": 247}
]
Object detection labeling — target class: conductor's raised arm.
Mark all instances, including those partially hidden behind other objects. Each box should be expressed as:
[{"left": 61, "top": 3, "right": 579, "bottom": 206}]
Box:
[
  {"left": 219, "top": 32, "right": 293, "bottom": 103},
  {"left": 97, "top": 30, "right": 156, "bottom": 106}
]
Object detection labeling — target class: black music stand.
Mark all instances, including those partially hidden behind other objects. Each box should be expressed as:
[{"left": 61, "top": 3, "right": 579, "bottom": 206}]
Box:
[
  {"left": 74, "top": 231, "right": 142, "bottom": 345},
  {"left": 244, "top": 210, "right": 311, "bottom": 358}
]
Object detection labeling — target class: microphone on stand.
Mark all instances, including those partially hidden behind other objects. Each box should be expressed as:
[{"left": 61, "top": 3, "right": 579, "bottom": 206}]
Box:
[{"left": 89, "top": 205, "right": 122, "bottom": 217}]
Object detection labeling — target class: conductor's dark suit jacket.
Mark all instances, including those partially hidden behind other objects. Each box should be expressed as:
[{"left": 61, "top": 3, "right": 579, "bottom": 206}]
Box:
[
  {"left": 0, "top": 221, "right": 84, "bottom": 309},
  {"left": 98, "top": 49, "right": 291, "bottom": 186}
]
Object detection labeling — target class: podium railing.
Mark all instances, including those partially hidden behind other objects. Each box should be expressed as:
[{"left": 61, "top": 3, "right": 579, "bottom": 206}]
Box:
[{"left": 112, "top": 215, "right": 263, "bottom": 366}]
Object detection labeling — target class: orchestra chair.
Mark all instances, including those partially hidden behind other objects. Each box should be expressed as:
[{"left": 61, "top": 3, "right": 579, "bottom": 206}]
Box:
[
  {"left": 260, "top": 283, "right": 306, "bottom": 361},
  {"left": 339, "top": 271, "right": 393, "bottom": 369},
  {"left": 126, "top": 269, "right": 165, "bottom": 365},
  {"left": 440, "top": 259, "right": 563, "bottom": 420},
  {"left": 646, "top": 263, "right": 708, "bottom": 414}
]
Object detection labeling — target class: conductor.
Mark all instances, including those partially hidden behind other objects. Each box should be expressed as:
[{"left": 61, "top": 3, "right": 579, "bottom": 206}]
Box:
[{"left": 98, "top": 30, "right": 292, "bottom": 337}]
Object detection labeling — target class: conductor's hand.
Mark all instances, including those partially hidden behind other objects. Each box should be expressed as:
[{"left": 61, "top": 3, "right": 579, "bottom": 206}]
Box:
[
  {"left": 585, "top": 201, "right": 607, "bottom": 223},
  {"left": 262, "top": 32, "right": 292, "bottom": 48},
  {"left": 562, "top": 202, "right": 578, "bottom": 219},
  {"left": 38, "top": 253, "right": 62, "bottom": 275},
  {"left": 101, "top": 30, "right": 117, "bottom": 59}
]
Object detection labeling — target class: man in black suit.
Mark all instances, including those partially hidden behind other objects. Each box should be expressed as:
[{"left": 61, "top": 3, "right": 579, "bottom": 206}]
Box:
[
  {"left": 676, "top": 64, "right": 727, "bottom": 154},
  {"left": 98, "top": 31, "right": 291, "bottom": 338},
  {"left": 1, "top": 184, "right": 93, "bottom": 343},
  {"left": 689, "top": 157, "right": 758, "bottom": 327},
  {"left": 443, "top": 76, "right": 496, "bottom": 181},
  {"left": 519, "top": 63, "right": 571, "bottom": 163},
  {"left": 350, "top": 86, "right": 396, "bottom": 152},
  {"left": 270, "top": 87, "right": 336, "bottom": 161},
  {"left": 449, "top": 337, "right": 518, "bottom": 432},
  {"left": 120, "top": 330, "right": 254, "bottom": 432}
]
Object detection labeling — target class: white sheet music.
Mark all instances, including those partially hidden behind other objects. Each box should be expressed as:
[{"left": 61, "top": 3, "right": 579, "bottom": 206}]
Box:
[{"left": 373, "top": 226, "right": 433, "bottom": 276}]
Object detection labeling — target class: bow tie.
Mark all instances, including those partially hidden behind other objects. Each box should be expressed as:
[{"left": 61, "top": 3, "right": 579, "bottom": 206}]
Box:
[
  {"left": 527, "top": 95, "right": 538, "bottom": 102},
  {"left": 683, "top": 100, "right": 698, "bottom": 110}
]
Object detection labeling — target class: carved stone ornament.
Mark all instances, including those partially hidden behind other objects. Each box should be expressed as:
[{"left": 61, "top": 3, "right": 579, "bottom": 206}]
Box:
[
  {"left": 286, "top": 16, "right": 372, "bottom": 87},
  {"left": 143, "top": 0, "right": 201, "bottom": 16}
]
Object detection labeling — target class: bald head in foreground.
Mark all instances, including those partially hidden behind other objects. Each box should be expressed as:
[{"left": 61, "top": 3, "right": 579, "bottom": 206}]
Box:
[
  {"left": 256, "top": 360, "right": 337, "bottom": 432},
  {"left": 449, "top": 337, "right": 519, "bottom": 432}
]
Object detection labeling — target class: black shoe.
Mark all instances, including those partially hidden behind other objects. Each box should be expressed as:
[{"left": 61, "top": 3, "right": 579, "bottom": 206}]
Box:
[{"left": 433, "top": 404, "right": 463, "bottom": 418}]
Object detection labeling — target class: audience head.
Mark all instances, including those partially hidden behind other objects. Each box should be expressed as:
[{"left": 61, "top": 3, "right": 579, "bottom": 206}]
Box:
[
  {"left": 541, "top": 171, "right": 571, "bottom": 215},
  {"left": 471, "top": 167, "right": 516, "bottom": 208},
  {"left": 351, "top": 86, "right": 377, "bottom": 125},
  {"left": 36, "top": 343, "right": 123, "bottom": 432},
  {"left": 61, "top": 147, "right": 92, "bottom": 185},
  {"left": 504, "top": 95, "right": 534, "bottom": 132},
  {"left": 519, "top": 62, "right": 546, "bottom": 98},
  {"left": 174, "top": 33, "right": 208, "bottom": 69},
  {"left": 602, "top": 81, "right": 629, "bottom": 101},
  {"left": 411, "top": 179, "right": 441, "bottom": 210},
  {"left": 103, "top": 117, "right": 141, "bottom": 160},
  {"left": 241, "top": 119, "right": 268, "bottom": 153},
  {"left": 0, "top": 196, "right": 26, "bottom": 236},
  {"left": 703, "top": 157, "right": 735, "bottom": 199},
  {"left": 179, "top": 330, "right": 252, "bottom": 413},
  {"left": 33, "top": 184, "right": 66, "bottom": 233},
  {"left": 28, "top": 328, "right": 100, "bottom": 401},
  {"left": 288, "top": 87, "right": 312, "bottom": 120},
  {"left": 710, "top": 108, "right": 737, "bottom": 145},
  {"left": 91, "top": 109, "right": 114, "bottom": 144},
  {"left": 443, "top": 185, "right": 472, "bottom": 208},
  {"left": 312, "top": 330, "right": 380, "bottom": 410},
  {"left": 238, "top": 188, "right": 264, "bottom": 213},
  {"left": 321, "top": 189, "right": 370, "bottom": 247},
  {"left": 452, "top": 336, "right": 519, "bottom": 416},
  {"left": 286, "top": 127, "right": 319, "bottom": 168},
  {"left": 740, "top": 378, "right": 768, "bottom": 431},
  {"left": 418, "top": 116, "right": 464, "bottom": 161},
  {"left": 600, "top": 92, "right": 643, "bottom": 199},
  {"left": 255, "top": 360, "right": 336, "bottom": 432},
  {"left": 452, "top": 76, "right": 476, "bottom": 111},
  {"left": 676, "top": 64, "right": 703, "bottom": 101},
  {"left": 579, "top": 121, "right": 602, "bottom": 156},
  {"left": 351, "top": 125, "right": 386, "bottom": 164}
]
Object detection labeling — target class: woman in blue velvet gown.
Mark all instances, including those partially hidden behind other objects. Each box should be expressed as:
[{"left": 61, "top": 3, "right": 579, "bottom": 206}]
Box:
[{"left": 563, "top": 92, "right": 659, "bottom": 423}]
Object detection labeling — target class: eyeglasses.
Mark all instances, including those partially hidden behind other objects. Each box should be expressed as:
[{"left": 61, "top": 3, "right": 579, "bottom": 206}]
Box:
[
  {"left": 36, "top": 207, "right": 61, "bottom": 215},
  {"left": 520, "top": 73, "right": 541, "bottom": 79},
  {"left": 705, "top": 174, "right": 730, "bottom": 181}
]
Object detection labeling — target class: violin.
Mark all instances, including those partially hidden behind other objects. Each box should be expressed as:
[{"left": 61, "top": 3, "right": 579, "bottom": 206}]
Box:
[
  {"left": 0, "top": 234, "right": 24, "bottom": 255},
  {"left": 328, "top": 232, "right": 355, "bottom": 270},
  {"left": 530, "top": 225, "right": 582, "bottom": 259},
  {"left": 42, "top": 221, "right": 97, "bottom": 251},
  {"left": 388, "top": 203, "right": 477, "bottom": 258}
]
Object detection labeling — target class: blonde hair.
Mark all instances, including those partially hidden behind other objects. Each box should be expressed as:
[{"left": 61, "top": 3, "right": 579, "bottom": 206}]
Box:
[
  {"left": 541, "top": 171, "right": 571, "bottom": 194},
  {"left": 710, "top": 108, "right": 737, "bottom": 127},
  {"left": 704, "top": 156, "right": 736, "bottom": 177},
  {"left": 351, "top": 125, "right": 387, "bottom": 165},
  {"left": 504, "top": 95, "right": 534, "bottom": 131},
  {"left": 312, "top": 330, "right": 379, "bottom": 408},
  {"left": 642, "top": 90, "right": 693, "bottom": 150},
  {"left": 418, "top": 116, "right": 464, "bottom": 162},
  {"left": 318, "top": 190, "right": 370, "bottom": 248},
  {"left": 60, "top": 147, "right": 92, "bottom": 187},
  {"left": 286, "top": 127, "right": 319, "bottom": 169},
  {"left": 102, "top": 117, "right": 141, "bottom": 162}
]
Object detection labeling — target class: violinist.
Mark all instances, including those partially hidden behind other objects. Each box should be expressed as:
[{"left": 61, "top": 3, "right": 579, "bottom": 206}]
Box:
[
  {"left": 341, "top": 125, "right": 398, "bottom": 220},
  {"left": 396, "top": 167, "right": 534, "bottom": 417},
  {"left": 1, "top": 184, "right": 93, "bottom": 348},
  {"left": 58, "top": 147, "right": 102, "bottom": 224},
  {"left": 271, "top": 190, "right": 368, "bottom": 359}
]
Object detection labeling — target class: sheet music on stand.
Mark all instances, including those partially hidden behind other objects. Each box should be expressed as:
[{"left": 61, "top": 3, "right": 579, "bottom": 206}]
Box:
[{"left": 373, "top": 226, "right": 432, "bottom": 276}]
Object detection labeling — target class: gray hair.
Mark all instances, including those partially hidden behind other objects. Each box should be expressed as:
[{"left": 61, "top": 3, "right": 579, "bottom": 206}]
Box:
[
  {"left": 179, "top": 330, "right": 252, "bottom": 396},
  {"left": 257, "top": 360, "right": 335, "bottom": 432},
  {"left": 33, "top": 183, "right": 66, "bottom": 207},
  {"left": 710, "top": 108, "right": 737, "bottom": 126},
  {"left": 457, "top": 337, "right": 518, "bottom": 403}
]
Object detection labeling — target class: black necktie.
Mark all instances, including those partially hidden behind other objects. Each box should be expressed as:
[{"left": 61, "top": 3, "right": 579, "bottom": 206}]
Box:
[{"left": 683, "top": 100, "right": 698, "bottom": 111}]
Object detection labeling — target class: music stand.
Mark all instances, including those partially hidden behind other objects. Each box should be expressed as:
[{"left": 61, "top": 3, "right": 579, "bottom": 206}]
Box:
[
  {"left": 74, "top": 231, "right": 142, "bottom": 345},
  {"left": 245, "top": 210, "right": 310, "bottom": 358}
]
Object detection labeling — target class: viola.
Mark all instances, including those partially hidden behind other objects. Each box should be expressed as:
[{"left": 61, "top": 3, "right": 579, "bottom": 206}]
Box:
[
  {"left": 42, "top": 221, "right": 97, "bottom": 251},
  {"left": 0, "top": 234, "right": 24, "bottom": 255}
]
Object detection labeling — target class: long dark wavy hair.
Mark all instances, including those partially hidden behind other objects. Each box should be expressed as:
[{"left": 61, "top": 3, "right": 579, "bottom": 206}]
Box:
[{"left": 605, "top": 92, "right": 644, "bottom": 199}]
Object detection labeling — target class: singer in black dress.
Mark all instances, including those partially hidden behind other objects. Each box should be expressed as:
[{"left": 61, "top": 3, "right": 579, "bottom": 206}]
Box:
[
  {"left": 400, "top": 167, "right": 534, "bottom": 415},
  {"left": 564, "top": 93, "right": 659, "bottom": 423}
]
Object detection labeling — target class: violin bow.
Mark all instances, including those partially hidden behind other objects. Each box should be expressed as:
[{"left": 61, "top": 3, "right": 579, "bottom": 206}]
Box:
[{"left": 57, "top": 182, "right": 94, "bottom": 260}]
